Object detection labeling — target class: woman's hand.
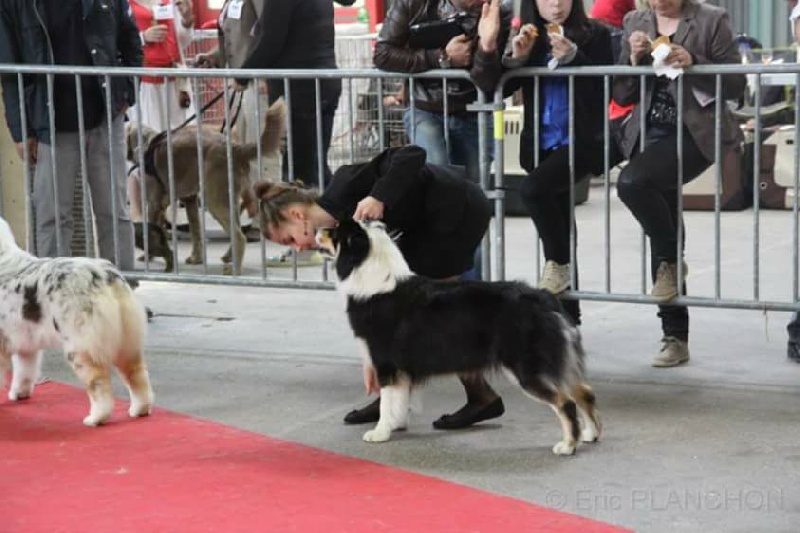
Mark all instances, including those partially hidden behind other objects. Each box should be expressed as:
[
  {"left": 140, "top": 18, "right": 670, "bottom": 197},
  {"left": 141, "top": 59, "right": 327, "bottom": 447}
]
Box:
[
  {"left": 16, "top": 138, "right": 38, "bottom": 165},
  {"left": 477, "top": 0, "right": 501, "bottom": 53},
  {"left": 363, "top": 363, "right": 379, "bottom": 395},
  {"left": 143, "top": 24, "right": 168, "bottom": 43},
  {"left": 549, "top": 33, "right": 577, "bottom": 63},
  {"left": 629, "top": 30, "right": 651, "bottom": 65},
  {"left": 665, "top": 43, "right": 693, "bottom": 68},
  {"left": 353, "top": 196, "right": 385, "bottom": 221},
  {"left": 511, "top": 23, "right": 538, "bottom": 59}
]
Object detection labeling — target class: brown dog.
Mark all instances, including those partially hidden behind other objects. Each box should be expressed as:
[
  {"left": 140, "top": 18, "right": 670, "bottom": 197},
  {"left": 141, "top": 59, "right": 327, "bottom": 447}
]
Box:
[{"left": 126, "top": 98, "right": 285, "bottom": 274}]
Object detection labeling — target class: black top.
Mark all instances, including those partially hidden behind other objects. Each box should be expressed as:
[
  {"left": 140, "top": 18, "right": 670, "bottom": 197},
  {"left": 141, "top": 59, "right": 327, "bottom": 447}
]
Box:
[
  {"left": 319, "top": 145, "right": 491, "bottom": 279},
  {"left": 240, "top": 0, "right": 342, "bottom": 101},
  {"left": 0, "top": 0, "right": 142, "bottom": 143},
  {"left": 505, "top": 18, "right": 613, "bottom": 174},
  {"left": 44, "top": 0, "right": 104, "bottom": 132},
  {"left": 319, "top": 145, "right": 476, "bottom": 235}
]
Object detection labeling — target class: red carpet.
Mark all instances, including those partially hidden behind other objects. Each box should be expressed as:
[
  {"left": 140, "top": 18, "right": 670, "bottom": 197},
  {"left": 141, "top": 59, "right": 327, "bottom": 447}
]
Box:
[{"left": 0, "top": 382, "right": 630, "bottom": 533}]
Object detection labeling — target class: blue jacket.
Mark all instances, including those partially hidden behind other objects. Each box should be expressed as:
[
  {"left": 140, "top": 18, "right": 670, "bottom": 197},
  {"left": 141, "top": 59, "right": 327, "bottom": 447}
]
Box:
[{"left": 0, "top": 0, "right": 142, "bottom": 143}]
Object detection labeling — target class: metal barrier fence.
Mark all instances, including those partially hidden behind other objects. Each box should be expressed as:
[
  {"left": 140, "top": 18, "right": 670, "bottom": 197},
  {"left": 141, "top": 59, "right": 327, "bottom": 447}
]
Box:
[
  {"left": 184, "top": 30, "right": 402, "bottom": 168},
  {"left": 1, "top": 61, "right": 799, "bottom": 313}
]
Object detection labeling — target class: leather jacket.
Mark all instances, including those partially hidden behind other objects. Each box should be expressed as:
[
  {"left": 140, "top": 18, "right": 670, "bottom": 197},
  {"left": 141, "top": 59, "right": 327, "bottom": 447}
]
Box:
[
  {"left": 0, "top": 0, "right": 142, "bottom": 144},
  {"left": 373, "top": 0, "right": 510, "bottom": 114}
]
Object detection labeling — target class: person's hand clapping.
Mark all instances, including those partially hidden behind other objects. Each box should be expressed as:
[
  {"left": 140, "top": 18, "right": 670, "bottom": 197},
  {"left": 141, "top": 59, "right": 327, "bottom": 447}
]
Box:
[{"left": 477, "top": 0, "right": 501, "bottom": 53}]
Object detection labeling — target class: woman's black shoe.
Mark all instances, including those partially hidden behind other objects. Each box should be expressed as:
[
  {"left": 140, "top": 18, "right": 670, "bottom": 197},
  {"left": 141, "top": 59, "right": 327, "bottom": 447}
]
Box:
[
  {"left": 432, "top": 397, "right": 505, "bottom": 430},
  {"left": 343, "top": 397, "right": 381, "bottom": 424}
]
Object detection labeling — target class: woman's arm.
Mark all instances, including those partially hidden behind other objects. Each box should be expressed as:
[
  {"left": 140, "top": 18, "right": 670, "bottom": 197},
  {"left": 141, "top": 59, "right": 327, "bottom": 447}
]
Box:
[
  {"left": 612, "top": 13, "right": 647, "bottom": 106},
  {"left": 368, "top": 145, "right": 428, "bottom": 208},
  {"left": 684, "top": 11, "right": 745, "bottom": 100}
]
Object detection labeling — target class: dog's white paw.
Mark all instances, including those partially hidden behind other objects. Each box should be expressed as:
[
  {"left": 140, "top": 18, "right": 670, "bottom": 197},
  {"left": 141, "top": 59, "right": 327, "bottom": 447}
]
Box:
[
  {"left": 83, "top": 406, "right": 113, "bottom": 427},
  {"left": 83, "top": 414, "right": 109, "bottom": 427},
  {"left": 362, "top": 426, "right": 392, "bottom": 443},
  {"left": 8, "top": 389, "right": 31, "bottom": 401},
  {"left": 552, "top": 440, "right": 577, "bottom": 456},
  {"left": 580, "top": 427, "right": 599, "bottom": 443},
  {"left": 128, "top": 403, "right": 153, "bottom": 418},
  {"left": 8, "top": 380, "right": 33, "bottom": 401}
]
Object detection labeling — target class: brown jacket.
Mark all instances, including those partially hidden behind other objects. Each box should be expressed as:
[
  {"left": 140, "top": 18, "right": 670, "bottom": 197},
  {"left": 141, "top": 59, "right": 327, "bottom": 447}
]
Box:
[
  {"left": 612, "top": 2, "right": 746, "bottom": 160},
  {"left": 213, "top": 0, "right": 263, "bottom": 68}
]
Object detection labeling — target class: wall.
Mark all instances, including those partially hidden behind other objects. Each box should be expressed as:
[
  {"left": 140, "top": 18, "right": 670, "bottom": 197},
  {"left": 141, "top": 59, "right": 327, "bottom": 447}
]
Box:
[{"left": 0, "top": 89, "right": 28, "bottom": 245}]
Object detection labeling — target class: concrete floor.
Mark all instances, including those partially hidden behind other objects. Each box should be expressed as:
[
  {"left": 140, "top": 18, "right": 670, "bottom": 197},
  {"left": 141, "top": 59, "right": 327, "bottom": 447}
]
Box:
[{"left": 40, "top": 183, "right": 800, "bottom": 533}]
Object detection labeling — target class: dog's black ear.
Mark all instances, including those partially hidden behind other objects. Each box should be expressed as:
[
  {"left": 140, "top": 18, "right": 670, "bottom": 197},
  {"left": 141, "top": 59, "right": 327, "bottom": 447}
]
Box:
[{"left": 335, "top": 220, "right": 371, "bottom": 282}]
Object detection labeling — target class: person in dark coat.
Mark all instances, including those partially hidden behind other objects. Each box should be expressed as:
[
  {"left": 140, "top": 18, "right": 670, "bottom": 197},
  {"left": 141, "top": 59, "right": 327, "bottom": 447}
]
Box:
[
  {"left": 238, "top": 0, "right": 355, "bottom": 188},
  {"left": 254, "top": 145, "right": 505, "bottom": 429},
  {"left": 503, "top": 0, "right": 614, "bottom": 326},
  {"left": 0, "top": 0, "right": 142, "bottom": 269}
]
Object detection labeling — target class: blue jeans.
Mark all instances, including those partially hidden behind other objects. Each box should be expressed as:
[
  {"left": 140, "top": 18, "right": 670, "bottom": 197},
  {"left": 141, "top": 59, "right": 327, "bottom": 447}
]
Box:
[
  {"left": 403, "top": 108, "right": 492, "bottom": 183},
  {"left": 404, "top": 108, "right": 492, "bottom": 279}
]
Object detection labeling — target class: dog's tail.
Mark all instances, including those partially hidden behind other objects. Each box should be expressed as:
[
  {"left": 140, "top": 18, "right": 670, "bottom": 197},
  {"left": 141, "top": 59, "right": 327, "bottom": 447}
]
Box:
[
  {"left": 234, "top": 98, "right": 286, "bottom": 219},
  {"left": 236, "top": 97, "right": 286, "bottom": 162}
]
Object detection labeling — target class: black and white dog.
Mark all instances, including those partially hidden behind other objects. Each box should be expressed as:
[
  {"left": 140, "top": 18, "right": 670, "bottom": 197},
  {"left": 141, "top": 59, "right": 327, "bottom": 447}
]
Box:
[
  {"left": 0, "top": 217, "right": 154, "bottom": 426},
  {"left": 316, "top": 219, "right": 601, "bottom": 455}
]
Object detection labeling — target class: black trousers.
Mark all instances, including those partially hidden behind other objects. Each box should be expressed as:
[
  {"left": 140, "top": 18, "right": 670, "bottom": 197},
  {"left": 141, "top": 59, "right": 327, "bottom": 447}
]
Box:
[
  {"left": 519, "top": 141, "right": 605, "bottom": 325},
  {"left": 273, "top": 81, "right": 341, "bottom": 188},
  {"left": 616, "top": 127, "right": 712, "bottom": 341}
]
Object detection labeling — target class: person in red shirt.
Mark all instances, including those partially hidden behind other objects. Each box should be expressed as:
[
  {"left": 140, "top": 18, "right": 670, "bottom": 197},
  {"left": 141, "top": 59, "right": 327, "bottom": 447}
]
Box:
[
  {"left": 127, "top": 0, "right": 195, "bottom": 234},
  {"left": 128, "top": 0, "right": 194, "bottom": 131},
  {"left": 590, "top": 0, "right": 635, "bottom": 61}
]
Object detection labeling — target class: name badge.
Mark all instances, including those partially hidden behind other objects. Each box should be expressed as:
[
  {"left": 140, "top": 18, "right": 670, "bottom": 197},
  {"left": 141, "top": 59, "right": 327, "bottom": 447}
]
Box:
[
  {"left": 227, "top": 0, "right": 244, "bottom": 20},
  {"left": 153, "top": 4, "right": 174, "bottom": 20}
]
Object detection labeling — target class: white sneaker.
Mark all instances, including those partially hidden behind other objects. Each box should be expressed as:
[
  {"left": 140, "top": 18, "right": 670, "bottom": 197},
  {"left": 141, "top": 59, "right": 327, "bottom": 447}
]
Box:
[
  {"left": 652, "top": 336, "right": 690, "bottom": 367},
  {"left": 652, "top": 260, "right": 688, "bottom": 302},
  {"left": 538, "top": 261, "right": 571, "bottom": 294}
]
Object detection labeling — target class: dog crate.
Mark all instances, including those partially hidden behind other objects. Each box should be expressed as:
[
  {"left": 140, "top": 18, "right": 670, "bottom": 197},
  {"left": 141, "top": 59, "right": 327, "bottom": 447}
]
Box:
[{"left": 501, "top": 105, "right": 590, "bottom": 217}]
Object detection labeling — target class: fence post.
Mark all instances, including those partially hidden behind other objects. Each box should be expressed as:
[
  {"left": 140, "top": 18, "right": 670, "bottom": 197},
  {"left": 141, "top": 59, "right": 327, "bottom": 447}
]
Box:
[{"left": 492, "top": 86, "right": 507, "bottom": 281}]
